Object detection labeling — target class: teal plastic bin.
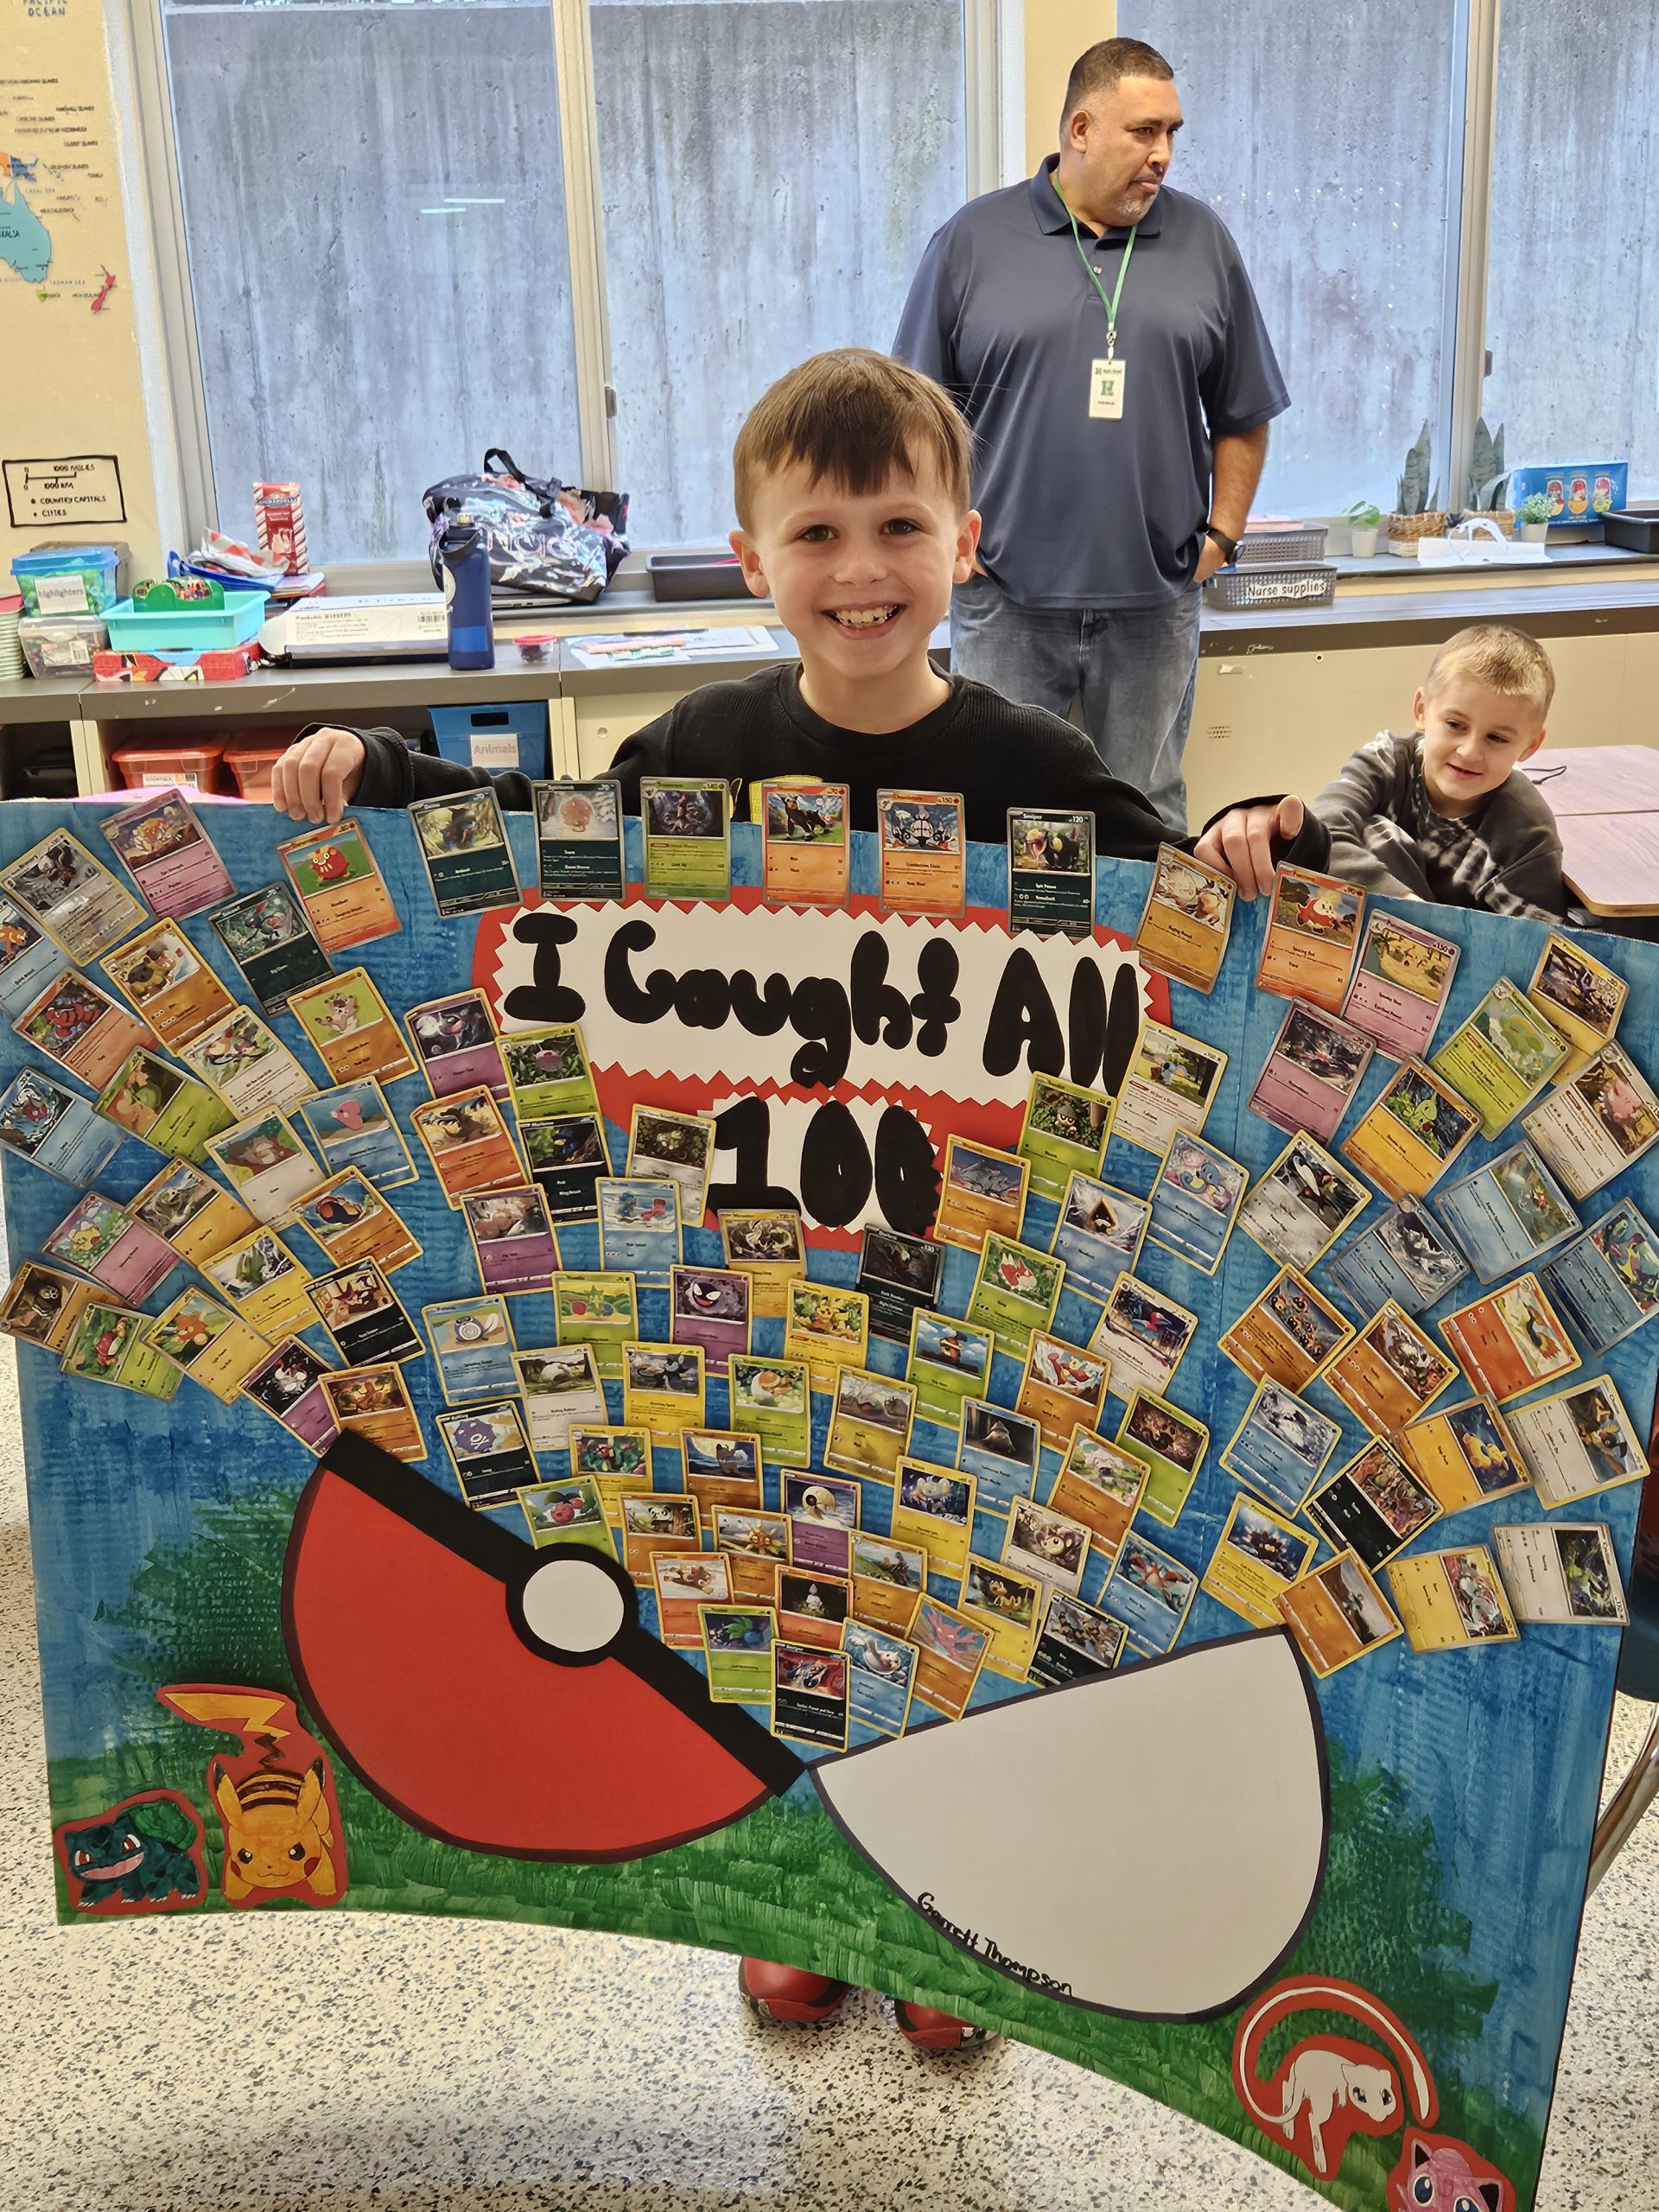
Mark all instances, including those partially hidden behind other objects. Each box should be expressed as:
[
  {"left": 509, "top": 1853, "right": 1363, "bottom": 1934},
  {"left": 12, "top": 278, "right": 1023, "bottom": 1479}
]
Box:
[
  {"left": 10, "top": 544, "right": 121, "bottom": 617},
  {"left": 429, "top": 702, "right": 548, "bottom": 777},
  {"left": 104, "top": 588, "right": 269, "bottom": 652}
]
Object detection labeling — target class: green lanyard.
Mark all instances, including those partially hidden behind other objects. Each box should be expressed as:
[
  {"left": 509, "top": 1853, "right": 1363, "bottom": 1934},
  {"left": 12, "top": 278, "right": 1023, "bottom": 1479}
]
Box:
[{"left": 1053, "top": 173, "right": 1137, "bottom": 362}]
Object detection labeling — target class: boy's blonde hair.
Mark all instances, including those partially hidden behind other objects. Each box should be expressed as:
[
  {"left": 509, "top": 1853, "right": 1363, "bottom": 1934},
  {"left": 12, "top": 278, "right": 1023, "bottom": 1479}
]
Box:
[
  {"left": 733, "top": 349, "right": 972, "bottom": 531},
  {"left": 1423, "top": 624, "right": 1555, "bottom": 719}
]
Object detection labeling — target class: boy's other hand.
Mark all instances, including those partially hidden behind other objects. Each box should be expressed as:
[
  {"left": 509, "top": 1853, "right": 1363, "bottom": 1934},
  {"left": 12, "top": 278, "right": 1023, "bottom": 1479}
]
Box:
[
  {"left": 1192, "top": 795, "right": 1305, "bottom": 901},
  {"left": 271, "top": 727, "right": 365, "bottom": 823}
]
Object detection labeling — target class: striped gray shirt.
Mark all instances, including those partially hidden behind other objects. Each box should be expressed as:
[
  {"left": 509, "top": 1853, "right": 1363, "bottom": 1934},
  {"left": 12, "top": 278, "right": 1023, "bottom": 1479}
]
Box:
[{"left": 1310, "top": 730, "right": 1566, "bottom": 919}]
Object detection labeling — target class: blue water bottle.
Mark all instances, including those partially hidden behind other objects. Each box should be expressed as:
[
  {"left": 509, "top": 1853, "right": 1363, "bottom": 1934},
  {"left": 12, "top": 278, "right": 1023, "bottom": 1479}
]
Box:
[{"left": 438, "top": 517, "right": 494, "bottom": 671}]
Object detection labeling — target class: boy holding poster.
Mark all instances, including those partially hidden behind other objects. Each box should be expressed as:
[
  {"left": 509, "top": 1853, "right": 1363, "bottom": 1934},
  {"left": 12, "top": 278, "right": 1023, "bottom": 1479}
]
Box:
[
  {"left": 269, "top": 353, "right": 1324, "bottom": 903},
  {"left": 261, "top": 348, "right": 1325, "bottom": 2056}
]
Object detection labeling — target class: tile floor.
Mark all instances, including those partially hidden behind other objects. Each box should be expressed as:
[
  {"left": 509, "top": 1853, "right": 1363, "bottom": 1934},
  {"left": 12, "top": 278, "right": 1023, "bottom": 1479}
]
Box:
[{"left": 2, "top": 1329, "right": 1656, "bottom": 2212}]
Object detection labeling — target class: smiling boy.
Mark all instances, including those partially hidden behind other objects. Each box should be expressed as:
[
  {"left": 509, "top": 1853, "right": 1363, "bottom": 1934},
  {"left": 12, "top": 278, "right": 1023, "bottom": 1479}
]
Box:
[
  {"left": 271, "top": 350, "right": 1321, "bottom": 898},
  {"left": 1311, "top": 625, "right": 1565, "bottom": 918},
  {"left": 265, "top": 348, "right": 1321, "bottom": 2055}
]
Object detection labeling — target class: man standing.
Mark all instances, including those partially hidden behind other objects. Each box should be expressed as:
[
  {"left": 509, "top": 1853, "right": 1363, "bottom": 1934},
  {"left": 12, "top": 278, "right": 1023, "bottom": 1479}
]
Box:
[{"left": 894, "top": 38, "right": 1287, "bottom": 830}]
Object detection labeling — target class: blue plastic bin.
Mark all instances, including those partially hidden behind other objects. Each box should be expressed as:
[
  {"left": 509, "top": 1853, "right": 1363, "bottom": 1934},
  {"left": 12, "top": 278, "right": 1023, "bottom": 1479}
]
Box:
[
  {"left": 104, "top": 588, "right": 269, "bottom": 652},
  {"left": 10, "top": 544, "right": 121, "bottom": 617},
  {"left": 429, "top": 702, "right": 549, "bottom": 777}
]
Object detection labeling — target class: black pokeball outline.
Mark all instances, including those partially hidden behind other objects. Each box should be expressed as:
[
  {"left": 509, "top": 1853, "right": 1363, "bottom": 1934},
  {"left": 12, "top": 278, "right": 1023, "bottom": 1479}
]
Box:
[{"left": 283, "top": 1433, "right": 804, "bottom": 1863}]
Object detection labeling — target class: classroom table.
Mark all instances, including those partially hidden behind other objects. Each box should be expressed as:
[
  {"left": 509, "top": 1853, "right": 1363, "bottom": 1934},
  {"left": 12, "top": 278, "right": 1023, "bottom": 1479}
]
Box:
[{"left": 1524, "top": 745, "right": 1659, "bottom": 914}]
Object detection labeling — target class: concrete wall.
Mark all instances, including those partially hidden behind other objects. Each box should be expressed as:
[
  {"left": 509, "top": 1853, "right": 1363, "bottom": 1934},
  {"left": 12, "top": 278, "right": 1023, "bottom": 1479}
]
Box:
[
  {"left": 1122, "top": 0, "right": 1659, "bottom": 512},
  {"left": 1485, "top": 0, "right": 1659, "bottom": 501},
  {"left": 589, "top": 0, "right": 964, "bottom": 544},
  {"left": 1118, "top": 0, "right": 1455, "bottom": 520},
  {"left": 165, "top": 0, "right": 965, "bottom": 559},
  {"left": 165, "top": 3, "right": 583, "bottom": 564}
]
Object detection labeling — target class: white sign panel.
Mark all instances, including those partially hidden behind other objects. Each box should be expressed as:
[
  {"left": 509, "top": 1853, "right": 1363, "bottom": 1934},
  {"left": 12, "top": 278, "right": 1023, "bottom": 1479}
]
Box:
[{"left": 3, "top": 454, "right": 127, "bottom": 527}]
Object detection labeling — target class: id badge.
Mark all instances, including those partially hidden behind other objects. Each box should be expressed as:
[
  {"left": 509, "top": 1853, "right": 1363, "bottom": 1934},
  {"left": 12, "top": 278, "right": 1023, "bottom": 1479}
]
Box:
[{"left": 1090, "top": 358, "right": 1126, "bottom": 420}]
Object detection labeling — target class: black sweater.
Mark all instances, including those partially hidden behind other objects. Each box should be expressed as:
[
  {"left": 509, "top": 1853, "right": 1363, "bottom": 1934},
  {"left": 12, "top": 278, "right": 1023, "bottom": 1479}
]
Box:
[{"left": 346, "top": 664, "right": 1330, "bottom": 867}]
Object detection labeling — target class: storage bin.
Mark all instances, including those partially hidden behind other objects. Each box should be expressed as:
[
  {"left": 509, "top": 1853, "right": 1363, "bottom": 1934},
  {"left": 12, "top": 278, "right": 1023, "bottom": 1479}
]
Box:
[
  {"left": 17, "top": 612, "right": 110, "bottom": 677},
  {"left": 1, "top": 731, "right": 76, "bottom": 800},
  {"left": 1234, "top": 524, "right": 1329, "bottom": 567},
  {"left": 1601, "top": 510, "right": 1659, "bottom": 556},
  {"left": 645, "top": 550, "right": 750, "bottom": 602},
  {"left": 104, "top": 588, "right": 268, "bottom": 652},
  {"left": 1205, "top": 563, "right": 1338, "bottom": 611},
  {"left": 224, "top": 737, "right": 301, "bottom": 803},
  {"left": 10, "top": 543, "right": 123, "bottom": 617},
  {"left": 429, "top": 701, "right": 548, "bottom": 777},
  {"left": 110, "top": 735, "right": 231, "bottom": 793}
]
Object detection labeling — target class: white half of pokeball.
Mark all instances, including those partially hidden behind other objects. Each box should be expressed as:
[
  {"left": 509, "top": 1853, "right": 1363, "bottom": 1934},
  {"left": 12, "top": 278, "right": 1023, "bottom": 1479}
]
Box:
[{"left": 812, "top": 1630, "right": 1325, "bottom": 2019}]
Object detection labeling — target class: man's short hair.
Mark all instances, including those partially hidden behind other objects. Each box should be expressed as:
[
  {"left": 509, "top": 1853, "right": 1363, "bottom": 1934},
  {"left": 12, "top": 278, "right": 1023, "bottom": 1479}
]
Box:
[
  {"left": 1424, "top": 624, "right": 1556, "bottom": 719},
  {"left": 733, "top": 349, "right": 972, "bottom": 529},
  {"left": 1062, "top": 37, "right": 1175, "bottom": 128}
]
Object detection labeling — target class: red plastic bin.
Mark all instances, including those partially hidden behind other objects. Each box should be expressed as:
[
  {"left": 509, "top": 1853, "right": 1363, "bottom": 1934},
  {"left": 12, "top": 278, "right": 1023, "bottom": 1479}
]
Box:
[
  {"left": 224, "top": 737, "right": 299, "bottom": 804},
  {"left": 109, "top": 735, "right": 229, "bottom": 794}
]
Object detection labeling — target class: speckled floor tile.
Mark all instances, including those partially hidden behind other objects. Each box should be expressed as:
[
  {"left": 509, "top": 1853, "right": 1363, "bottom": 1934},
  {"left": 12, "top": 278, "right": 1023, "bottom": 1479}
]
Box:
[{"left": 2, "top": 1321, "right": 1656, "bottom": 2211}]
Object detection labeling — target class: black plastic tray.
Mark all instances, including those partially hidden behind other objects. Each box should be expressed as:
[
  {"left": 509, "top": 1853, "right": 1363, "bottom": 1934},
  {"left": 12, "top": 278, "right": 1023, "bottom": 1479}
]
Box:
[
  {"left": 645, "top": 551, "right": 750, "bottom": 602},
  {"left": 1601, "top": 510, "right": 1659, "bottom": 555}
]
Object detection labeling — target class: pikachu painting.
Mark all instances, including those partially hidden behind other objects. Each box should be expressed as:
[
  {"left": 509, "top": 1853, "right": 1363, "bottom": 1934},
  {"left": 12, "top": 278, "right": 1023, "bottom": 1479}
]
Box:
[{"left": 157, "top": 1685, "right": 346, "bottom": 1907}]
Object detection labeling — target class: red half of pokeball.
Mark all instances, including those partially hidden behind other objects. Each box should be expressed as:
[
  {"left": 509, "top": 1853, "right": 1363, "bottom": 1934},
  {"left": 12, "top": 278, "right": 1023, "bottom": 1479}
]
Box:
[{"left": 282, "top": 1433, "right": 802, "bottom": 1862}]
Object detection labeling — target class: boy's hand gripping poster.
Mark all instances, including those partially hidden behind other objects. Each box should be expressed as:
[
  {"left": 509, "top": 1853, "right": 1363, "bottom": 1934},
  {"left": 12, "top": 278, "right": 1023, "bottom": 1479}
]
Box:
[{"left": 4, "top": 797, "right": 1652, "bottom": 2212}]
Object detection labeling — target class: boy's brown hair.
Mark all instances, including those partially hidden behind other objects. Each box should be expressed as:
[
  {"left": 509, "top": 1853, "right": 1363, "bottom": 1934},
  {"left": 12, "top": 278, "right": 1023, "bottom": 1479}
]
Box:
[
  {"left": 733, "top": 349, "right": 972, "bottom": 531},
  {"left": 1423, "top": 624, "right": 1556, "bottom": 719}
]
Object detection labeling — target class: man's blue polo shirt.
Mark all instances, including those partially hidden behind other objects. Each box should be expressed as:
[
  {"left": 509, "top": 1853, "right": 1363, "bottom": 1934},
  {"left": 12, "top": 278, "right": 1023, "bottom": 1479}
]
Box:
[{"left": 893, "top": 157, "right": 1289, "bottom": 612}]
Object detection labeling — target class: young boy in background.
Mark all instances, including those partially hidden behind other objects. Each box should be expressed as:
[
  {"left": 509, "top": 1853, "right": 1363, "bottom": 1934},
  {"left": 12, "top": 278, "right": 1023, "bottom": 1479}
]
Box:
[
  {"left": 1310, "top": 624, "right": 1565, "bottom": 918},
  {"left": 269, "top": 347, "right": 1328, "bottom": 2050}
]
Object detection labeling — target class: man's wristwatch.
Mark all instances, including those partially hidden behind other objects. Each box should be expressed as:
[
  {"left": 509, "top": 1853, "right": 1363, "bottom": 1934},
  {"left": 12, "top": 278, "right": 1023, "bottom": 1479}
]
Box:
[{"left": 1204, "top": 523, "right": 1241, "bottom": 564}]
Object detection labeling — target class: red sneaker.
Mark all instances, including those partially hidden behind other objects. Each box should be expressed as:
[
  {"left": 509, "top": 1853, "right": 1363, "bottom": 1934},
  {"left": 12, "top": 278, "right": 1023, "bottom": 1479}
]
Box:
[
  {"left": 738, "top": 1956, "right": 854, "bottom": 2024},
  {"left": 893, "top": 1999, "right": 999, "bottom": 2052}
]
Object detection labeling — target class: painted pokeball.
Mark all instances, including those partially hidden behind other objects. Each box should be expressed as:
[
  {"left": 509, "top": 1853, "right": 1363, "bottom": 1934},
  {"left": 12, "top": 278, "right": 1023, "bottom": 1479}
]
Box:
[
  {"left": 283, "top": 1434, "right": 801, "bottom": 1862},
  {"left": 285, "top": 1437, "right": 1331, "bottom": 2017}
]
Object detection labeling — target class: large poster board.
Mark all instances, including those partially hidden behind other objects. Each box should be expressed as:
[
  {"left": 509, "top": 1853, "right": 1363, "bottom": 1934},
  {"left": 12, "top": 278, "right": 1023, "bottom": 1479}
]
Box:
[{"left": 3, "top": 797, "right": 1651, "bottom": 2212}]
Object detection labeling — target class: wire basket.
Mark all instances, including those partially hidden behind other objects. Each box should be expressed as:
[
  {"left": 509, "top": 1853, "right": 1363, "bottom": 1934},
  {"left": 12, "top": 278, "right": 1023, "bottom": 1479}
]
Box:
[
  {"left": 1234, "top": 524, "right": 1329, "bottom": 566},
  {"left": 1205, "top": 563, "right": 1338, "bottom": 611}
]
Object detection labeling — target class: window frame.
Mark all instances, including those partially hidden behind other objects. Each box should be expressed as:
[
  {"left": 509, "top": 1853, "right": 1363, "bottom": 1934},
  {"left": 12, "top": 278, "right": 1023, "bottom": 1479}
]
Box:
[
  {"left": 126, "top": 0, "right": 1010, "bottom": 586},
  {"left": 1438, "top": 0, "right": 1500, "bottom": 531}
]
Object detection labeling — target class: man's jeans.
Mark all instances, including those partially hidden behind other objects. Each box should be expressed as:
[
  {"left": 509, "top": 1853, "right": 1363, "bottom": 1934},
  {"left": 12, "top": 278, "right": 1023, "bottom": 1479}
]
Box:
[{"left": 950, "top": 573, "right": 1201, "bottom": 833}]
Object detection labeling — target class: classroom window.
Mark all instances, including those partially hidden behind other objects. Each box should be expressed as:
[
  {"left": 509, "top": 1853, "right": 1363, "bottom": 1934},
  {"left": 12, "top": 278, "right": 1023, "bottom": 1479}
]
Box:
[
  {"left": 589, "top": 0, "right": 969, "bottom": 547},
  {"left": 1117, "top": 2, "right": 1459, "bottom": 520},
  {"left": 155, "top": 0, "right": 969, "bottom": 564},
  {"left": 158, "top": 0, "right": 584, "bottom": 567},
  {"left": 1484, "top": 0, "right": 1659, "bottom": 502}
]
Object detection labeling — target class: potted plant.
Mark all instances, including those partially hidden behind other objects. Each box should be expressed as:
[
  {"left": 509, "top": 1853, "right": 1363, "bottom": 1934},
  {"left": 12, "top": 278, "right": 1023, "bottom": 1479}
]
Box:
[
  {"left": 1385, "top": 422, "right": 1446, "bottom": 554},
  {"left": 1519, "top": 493, "right": 1551, "bottom": 543},
  {"left": 1461, "top": 417, "right": 1513, "bottom": 537},
  {"left": 1344, "top": 499, "right": 1382, "bottom": 558}
]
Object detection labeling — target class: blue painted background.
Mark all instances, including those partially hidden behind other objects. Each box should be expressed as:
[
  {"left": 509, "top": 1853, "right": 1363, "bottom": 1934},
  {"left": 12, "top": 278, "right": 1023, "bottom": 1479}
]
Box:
[{"left": 2, "top": 795, "right": 1651, "bottom": 2168}]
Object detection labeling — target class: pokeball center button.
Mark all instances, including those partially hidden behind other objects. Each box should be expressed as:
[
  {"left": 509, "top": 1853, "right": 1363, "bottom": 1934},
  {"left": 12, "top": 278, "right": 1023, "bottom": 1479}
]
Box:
[{"left": 520, "top": 1555, "right": 626, "bottom": 1655}]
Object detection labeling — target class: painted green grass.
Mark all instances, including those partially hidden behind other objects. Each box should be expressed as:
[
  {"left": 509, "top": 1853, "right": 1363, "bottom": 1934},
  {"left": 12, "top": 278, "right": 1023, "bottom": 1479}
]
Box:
[{"left": 48, "top": 1484, "right": 1544, "bottom": 2212}]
